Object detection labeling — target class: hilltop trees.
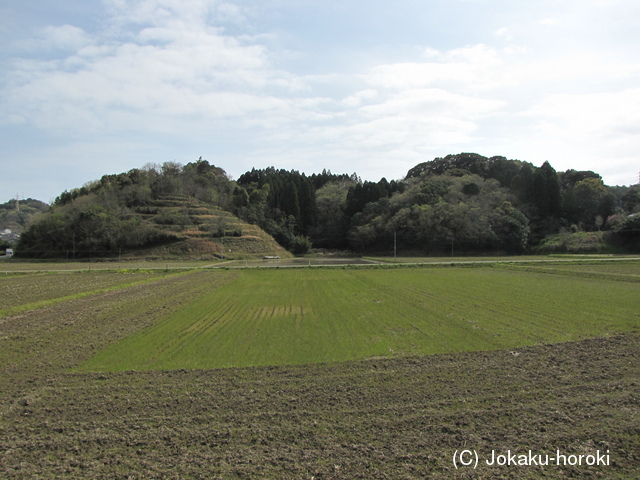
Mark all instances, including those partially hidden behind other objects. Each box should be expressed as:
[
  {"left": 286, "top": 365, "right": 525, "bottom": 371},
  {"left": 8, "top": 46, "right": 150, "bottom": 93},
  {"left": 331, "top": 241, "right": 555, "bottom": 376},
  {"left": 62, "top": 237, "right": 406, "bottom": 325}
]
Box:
[
  {"left": 15, "top": 152, "right": 640, "bottom": 257},
  {"left": 17, "top": 194, "right": 168, "bottom": 257},
  {"left": 235, "top": 168, "right": 320, "bottom": 251},
  {"left": 532, "top": 161, "right": 562, "bottom": 217},
  {"left": 346, "top": 173, "right": 530, "bottom": 254},
  {"left": 18, "top": 160, "right": 235, "bottom": 257},
  {"left": 339, "top": 153, "right": 637, "bottom": 254}
]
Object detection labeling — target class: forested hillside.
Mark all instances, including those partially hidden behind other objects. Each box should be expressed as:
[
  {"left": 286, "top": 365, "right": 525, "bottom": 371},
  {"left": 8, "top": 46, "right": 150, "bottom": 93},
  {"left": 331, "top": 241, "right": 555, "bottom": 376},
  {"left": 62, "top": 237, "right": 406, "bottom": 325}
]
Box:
[
  {"left": 15, "top": 160, "right": 287, "bottom": 259},
  {"left": 232, "top": 153, "right": 639, "bottom": 254},
  {"left": 344, "top": 153, "right": 639, "bottom": 253},
  {"left": 0, "top": 198, "right": 48, "bottom": 229},
  {"left": 15, "top": 153, "right": 640, "bottom": 258},
  {"left": 0, "top": 198, "right": 48, "bottom": 252}
]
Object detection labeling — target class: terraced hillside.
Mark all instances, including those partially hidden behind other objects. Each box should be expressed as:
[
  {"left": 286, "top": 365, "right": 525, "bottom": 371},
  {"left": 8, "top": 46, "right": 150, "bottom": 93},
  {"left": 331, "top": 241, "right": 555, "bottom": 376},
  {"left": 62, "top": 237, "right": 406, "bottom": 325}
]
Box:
[{"left": 127, "top": 195, "right": 289, "bottom": 259}]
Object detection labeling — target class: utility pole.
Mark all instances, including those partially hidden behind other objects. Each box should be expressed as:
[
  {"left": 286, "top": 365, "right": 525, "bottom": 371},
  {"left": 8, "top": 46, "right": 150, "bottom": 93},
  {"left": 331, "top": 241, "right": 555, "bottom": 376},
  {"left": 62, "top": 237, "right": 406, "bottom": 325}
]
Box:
[
  {"left": 394, "top": 231, "right": 397, "bottom": 261},
  {"left": 15, "top": 193, "right": 20, "bottom": 211}
]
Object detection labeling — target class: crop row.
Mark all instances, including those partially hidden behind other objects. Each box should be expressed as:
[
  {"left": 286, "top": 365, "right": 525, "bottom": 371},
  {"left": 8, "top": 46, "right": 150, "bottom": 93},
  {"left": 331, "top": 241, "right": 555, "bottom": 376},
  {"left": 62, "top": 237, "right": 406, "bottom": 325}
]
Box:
[{"left": 78, "top": 267, "right": 640, "bottom": 371}]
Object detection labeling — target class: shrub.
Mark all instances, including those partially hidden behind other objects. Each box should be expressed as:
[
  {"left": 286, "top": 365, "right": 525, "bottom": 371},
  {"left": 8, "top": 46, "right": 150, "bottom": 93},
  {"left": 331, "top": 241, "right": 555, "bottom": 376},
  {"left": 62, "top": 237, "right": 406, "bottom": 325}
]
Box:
[{"left": 292, "top": 235, "right": 312, "bottom": 254}]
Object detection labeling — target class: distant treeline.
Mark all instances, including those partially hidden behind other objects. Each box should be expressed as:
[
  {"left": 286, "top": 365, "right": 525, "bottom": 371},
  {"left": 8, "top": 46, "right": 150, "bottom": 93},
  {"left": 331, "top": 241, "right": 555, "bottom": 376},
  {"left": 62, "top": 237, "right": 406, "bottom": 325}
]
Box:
[{"left": 12, "top": 154, "right": 640, "bottom": 257}]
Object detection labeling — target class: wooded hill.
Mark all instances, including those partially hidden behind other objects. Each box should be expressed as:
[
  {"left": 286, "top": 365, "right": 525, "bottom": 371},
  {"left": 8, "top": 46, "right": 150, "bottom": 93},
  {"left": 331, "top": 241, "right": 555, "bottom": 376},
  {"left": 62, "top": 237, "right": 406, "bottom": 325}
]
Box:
[
  {"left": 13, "top": 154, "right": 640, "bottom": 258},
  {"left": 0, "top": 198, "right": 48, "bottom": 252},
  {"left": 15, "top": 162, "right": 288, "bottom": 259}
]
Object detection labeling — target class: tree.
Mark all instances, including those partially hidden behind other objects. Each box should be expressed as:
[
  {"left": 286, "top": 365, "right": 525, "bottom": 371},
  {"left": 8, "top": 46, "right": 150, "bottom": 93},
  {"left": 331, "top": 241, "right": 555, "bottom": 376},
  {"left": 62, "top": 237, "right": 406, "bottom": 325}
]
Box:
[
  {"left": 532, "top": 161, "right": 562, "bottom": 217},
  {"left": 312, "top": 181, "right": 351, "bottom": 248},
  {"left": 572, "top": 178, "right": 608, "bottom": 229},
  {"left": 462, "top": 182, "right": 480, "bottom": 195},
  {"left": 559, "top": 169, "right": 601, "bottom": 190},
  {"left": 292, "top": 235, "right": 312, "bottom": 254},
  {"left": 232, "top": 186, "right": 250, "bottom": 208},
  {"left": 612, "top": 214, "right": 640, "bottom": 251},
  {"left": 621, "top": 186, "right": 640, "bottom": 213},
  {"left": 344, "top": 181, "right": 388, "bottom": 218},
  {"left": 297, "top": 176, "right": 318, "bottom": 234},
  {"left": 490, "top": 202, "right": 530, "bottom": 252},
  {"left": 510, "top": 163, "right": 534, "bottom": 203}
]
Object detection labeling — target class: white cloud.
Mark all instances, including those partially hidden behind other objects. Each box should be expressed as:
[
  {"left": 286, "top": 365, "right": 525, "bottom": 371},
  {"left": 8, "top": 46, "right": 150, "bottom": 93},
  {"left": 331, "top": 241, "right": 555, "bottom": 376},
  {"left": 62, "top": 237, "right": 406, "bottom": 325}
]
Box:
[
  {"left": 105, "top": 0, "right": 214, "bottom": 27},
  {"left": 342, "top": 89, "right": 378, "bottom": 108},
  {"left": 43, "top": 24, "right": 91, "bottom": 50},
  {"left": 13, "top": 24, "right": 91, "bottom": 52},
  {"left": 0, "top": 1, "right": 308, "bottom": 137},
  {"left": 359, "top": 88, "right": 504, "bottom": 122},
  {"left": 493, "top": 27, "right": 512, "bottom": 41},
  {"left": 216, "top": 2, "right": 247, "bottom": 23},
  {"left": 2, "top": 0, "right": 640, "bottom": 200},
  {"left": 369, "top": 44, "right": 503, "bottom": 91},
  {"left": 523, "top": 88, "right": 640, "bottom": 166}
]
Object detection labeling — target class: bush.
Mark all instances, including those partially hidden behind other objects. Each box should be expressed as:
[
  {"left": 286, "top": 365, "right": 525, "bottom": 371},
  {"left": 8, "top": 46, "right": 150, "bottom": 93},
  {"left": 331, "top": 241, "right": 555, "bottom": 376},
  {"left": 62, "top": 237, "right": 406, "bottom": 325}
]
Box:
[
  {"left": 611, "top": 214, "right": 640, "bottom": 252},
  {"left": 534, "top": 231, "right": 612, "bottom": 253},
  {"left": 154, "top": 210, "right": 193, "bottom": 226},
  {"left": 292, "top": 235, "right": 312, "bottom": 254}
]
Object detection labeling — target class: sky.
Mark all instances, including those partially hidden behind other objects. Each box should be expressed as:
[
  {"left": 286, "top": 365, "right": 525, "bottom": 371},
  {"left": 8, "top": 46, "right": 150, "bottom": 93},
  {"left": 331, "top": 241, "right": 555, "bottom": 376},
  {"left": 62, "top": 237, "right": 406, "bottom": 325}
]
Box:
[{"left": 1, "top": 0, "right": 639, "bottom": 203}]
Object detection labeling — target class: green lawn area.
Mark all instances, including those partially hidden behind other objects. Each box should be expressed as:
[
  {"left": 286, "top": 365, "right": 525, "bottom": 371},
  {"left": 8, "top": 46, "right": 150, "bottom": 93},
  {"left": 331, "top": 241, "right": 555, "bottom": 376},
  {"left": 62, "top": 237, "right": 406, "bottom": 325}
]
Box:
[{"left": 77, "top": 265, "right": 640, "bottom": 371}]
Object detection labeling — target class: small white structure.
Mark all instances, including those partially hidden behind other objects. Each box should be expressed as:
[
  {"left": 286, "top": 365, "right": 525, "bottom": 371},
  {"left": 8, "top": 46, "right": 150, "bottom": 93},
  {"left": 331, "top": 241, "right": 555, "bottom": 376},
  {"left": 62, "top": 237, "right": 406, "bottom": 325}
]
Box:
[{"left": 4, "top": 248, "right": 13, "bottom": 258}]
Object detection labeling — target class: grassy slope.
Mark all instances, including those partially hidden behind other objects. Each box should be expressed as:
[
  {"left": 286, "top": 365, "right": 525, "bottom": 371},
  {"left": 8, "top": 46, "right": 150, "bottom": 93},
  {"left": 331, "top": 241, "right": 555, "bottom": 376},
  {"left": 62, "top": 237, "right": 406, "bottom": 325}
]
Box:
[{"left": 79, "top": 265, "right": 640, "bottom": 371}]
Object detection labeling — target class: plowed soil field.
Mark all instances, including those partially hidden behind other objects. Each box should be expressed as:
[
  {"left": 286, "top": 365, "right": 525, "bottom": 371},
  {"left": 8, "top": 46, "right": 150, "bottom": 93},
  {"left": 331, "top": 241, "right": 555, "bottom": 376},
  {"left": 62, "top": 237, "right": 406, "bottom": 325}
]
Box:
[{"left": 1, "top": 266, "right": 638, "bottom": 479}]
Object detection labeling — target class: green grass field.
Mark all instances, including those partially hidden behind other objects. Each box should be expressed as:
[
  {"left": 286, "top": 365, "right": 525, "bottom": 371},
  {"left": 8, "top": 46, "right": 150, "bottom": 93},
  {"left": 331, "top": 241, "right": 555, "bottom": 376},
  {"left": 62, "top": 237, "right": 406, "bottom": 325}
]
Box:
[
  {"left": 2, "top": 260, "right": 639, "bottom": 478},
  {"left": 78, "top": 264, "right": 640, "bottom": 371}
]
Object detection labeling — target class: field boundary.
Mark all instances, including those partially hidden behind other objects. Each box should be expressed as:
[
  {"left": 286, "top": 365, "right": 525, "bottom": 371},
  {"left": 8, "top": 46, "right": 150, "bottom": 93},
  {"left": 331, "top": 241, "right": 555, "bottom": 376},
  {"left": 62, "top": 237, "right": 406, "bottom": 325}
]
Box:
[{"left": 2, "top": 255, "right": 640, "bottom": 274}]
